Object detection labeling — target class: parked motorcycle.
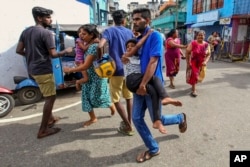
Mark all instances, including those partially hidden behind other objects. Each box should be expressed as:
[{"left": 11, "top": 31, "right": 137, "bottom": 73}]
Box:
[{"left": 0, "top": 86, "right": 15, "bottom": 118}]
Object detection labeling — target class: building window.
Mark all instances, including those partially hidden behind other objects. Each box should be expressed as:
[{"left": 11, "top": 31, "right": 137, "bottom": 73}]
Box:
[
  {"left": 206, "top": 0, "right": 211, "bottom": 11},
  {"left": 192, "top": 0, "right": 197, "bottom": 14},
  {"left": 193, "top": 0, "right": 224, "bottom": 14},
  {"left": 218, "top": 0, "right": 224, "bottom": 8},
  {"left": 197, "top": 0, "right": 203, "bottom": 13}
]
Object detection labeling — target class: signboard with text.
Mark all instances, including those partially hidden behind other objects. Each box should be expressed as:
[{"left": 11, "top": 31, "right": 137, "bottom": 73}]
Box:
[{"left": 219, "top": 18, "right": 231, "bottom": 25}]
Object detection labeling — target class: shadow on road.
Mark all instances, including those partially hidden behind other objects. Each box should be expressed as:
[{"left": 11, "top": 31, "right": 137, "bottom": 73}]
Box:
[
  {"left": 204, "top": 72, "right": 250, "bottom": 90},
  {"left": 0, "top": 121, "right": 179, "bottom": 166}
]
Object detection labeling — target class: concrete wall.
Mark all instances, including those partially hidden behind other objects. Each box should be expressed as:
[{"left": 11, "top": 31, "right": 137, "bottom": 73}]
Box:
[{"left": 0, "top": 0, "right": 89, "bottom": 90}]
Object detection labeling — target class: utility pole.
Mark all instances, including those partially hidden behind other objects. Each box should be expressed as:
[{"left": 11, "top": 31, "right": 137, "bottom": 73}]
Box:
[
  {"left": 175, "top": 0, "right": 179, "bottom": 29},
  {"left": 92, "top": 0, "right": 96, "bottom": 24}
]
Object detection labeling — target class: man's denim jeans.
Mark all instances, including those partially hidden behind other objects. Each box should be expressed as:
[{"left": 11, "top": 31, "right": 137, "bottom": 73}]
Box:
[{"left": 132, "top": 93, "right": 184, "bottom": 154}]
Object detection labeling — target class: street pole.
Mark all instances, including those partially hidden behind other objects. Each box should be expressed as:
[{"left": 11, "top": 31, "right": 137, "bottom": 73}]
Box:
[
  {"left": 175, "top": 0, "right": 179, "bottom": 29},
  {"left": 93, "top": 0, "right": 96, "bottom": 24}
]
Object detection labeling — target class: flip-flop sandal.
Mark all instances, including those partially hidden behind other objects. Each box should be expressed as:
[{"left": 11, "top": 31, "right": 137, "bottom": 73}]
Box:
[
  {"left": 168, "top": 84, "right": 175, "bottom": 89},
  {"left": 179, "top": 113, "right": 187, "bottom": 133},
  {"left": 136, "top": 150, "right": 160, "bottom": 163},
  {"left": 119, "top": 121, "right": 126, "bottom": 129},
  {"left": 48, "top": 116, "right": 61, "bottom": 128},
  {"left": 190, "top": 92, "right": 197, "bottom": 97},
  {"left": 117, "top": 127, "right": 135, "bottom": 136},
  {"left": 37, "top": 127, "right": 61, "bottom": 139}
]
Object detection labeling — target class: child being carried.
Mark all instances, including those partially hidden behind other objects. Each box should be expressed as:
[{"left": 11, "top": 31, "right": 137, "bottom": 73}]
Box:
[{"left": 122, "top": 30, "right": 182, "bottom": 134}]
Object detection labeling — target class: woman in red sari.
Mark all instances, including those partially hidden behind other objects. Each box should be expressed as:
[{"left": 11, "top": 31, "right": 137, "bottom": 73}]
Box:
[
  {"left": 186, "top": 30, "right": 211, "bottom": 97},
  {"left": 165, "top": 29, "right": 186, "bottom": 89}
]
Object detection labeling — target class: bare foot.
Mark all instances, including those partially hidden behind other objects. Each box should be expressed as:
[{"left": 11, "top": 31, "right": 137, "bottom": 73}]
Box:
[
  {"left": 83, "top": 119, "right": 97, "bottom": 127},
  {"left": 161, "top": 97, "right": 182, "bottom": 106},
  {"left": 37, "top": 127, "right": 61, "bottom": 139},
  {"left": 153, "top": 120, "right": 167, "bottom": 134}
]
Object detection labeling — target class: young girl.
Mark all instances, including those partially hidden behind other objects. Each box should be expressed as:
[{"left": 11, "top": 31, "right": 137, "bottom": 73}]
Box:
[
  {"left": 64, "top": 24, "right": 116, "bottom": 127},
  {"left": 122, "top": 30, "right": 182, "bottom": 134},
  {"left": 74, "top": 28, "right": 89, "bottom": 91}
]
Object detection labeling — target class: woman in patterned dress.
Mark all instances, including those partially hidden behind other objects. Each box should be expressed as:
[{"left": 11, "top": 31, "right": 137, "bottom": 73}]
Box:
[
  {"left": 185, "top": 30, "right": 211, "bottom": 97},
  {"left": 164, "top": 29, "right": 186, "bottom": 89},
  {"left": 64, "top": 24, "right": 116, "bottom": 127}
]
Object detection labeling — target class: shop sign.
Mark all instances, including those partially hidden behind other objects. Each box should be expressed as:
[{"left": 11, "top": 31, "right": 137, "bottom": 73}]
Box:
[
  {"left": 197, "top": 11, "right": 219, "bottom": 22},
  {"left": 220, "top": 18, "right": 231, "bottom": 25}
]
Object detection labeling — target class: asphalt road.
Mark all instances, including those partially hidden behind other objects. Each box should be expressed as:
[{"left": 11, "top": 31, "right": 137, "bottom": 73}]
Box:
[{"left": 1, "top": 59, "right": 250, "bottom": 167}]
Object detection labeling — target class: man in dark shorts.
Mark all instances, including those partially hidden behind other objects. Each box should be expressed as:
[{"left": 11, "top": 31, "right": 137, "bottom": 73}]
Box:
[{"left": 16, "top": 6, "right": 72, "bottom": 139}]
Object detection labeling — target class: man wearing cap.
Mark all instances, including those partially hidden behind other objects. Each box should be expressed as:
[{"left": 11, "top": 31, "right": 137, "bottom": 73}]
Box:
[
  {"left": 16, "top": 6, "right": 72, "bottom": 139},
  {"left": 98, "top": 10, "right": 134, "bottom": 136}
]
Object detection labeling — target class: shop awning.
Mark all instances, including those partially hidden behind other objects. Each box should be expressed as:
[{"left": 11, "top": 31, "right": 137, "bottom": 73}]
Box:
[
  {"left": 76, "top": 0, "right": 92, "bottom": 6},
  {"left": 191, "top": 21, "right": 217, "bottom": 28}
]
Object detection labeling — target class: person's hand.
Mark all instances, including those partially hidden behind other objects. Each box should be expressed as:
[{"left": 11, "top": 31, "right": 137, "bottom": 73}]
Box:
[
  {"left": 147, "top": 29, "right": 154, "bottom": 35},
  {"left": 78, "top": 41, "right": 85, "bottom": 48},
  {"left": 93, "top": 38, "right": 100, "bottom": 43},
  {"left": 136, "top": 85, "right": 147, "bottom": 95},
  {"left": 65, "top": 47, "right": 73, "bottom": 54},
  {"left": 181, "top": 56, "right": 186, "bottom": 60},
  {"left": 134, "top": 31, "right": 140, "bottom": 37},
  {"left": 121, "top": 55, "right": 130, "bottom": 64},
  {"left": 63, "top": 67, "right": 72, "bottom": 73},
  {"left": 202, "top": 61, "right": 207, "bottom": 66},
  {"left": 182, "top": 45, "right": 188, "bottom": 48}
]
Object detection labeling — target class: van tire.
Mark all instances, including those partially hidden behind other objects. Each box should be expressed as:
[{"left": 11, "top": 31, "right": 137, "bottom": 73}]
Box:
[{"left": 17, "top": 87, "right": 42, "bottom": 105}]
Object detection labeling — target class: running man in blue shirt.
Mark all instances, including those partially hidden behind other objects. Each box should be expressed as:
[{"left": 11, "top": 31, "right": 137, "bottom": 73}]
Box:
[{"left": 131, "top": 8, "right": 188, "bottom": 163}]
